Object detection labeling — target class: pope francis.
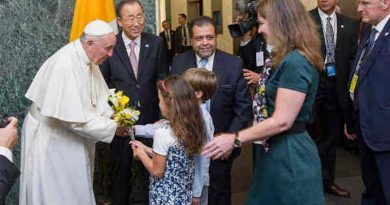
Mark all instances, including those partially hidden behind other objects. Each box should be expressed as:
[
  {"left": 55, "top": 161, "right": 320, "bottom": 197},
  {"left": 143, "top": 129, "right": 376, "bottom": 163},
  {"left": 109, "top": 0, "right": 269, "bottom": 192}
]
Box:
[{"left": 19, "top": 20, "right": 126, "bottom": 205}]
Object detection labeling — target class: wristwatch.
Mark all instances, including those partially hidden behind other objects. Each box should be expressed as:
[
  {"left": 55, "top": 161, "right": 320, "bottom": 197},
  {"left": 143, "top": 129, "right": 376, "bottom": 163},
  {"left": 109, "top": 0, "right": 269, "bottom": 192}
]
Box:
[{"left": 233, "top": 131, "right": 242, "bottom": 148}]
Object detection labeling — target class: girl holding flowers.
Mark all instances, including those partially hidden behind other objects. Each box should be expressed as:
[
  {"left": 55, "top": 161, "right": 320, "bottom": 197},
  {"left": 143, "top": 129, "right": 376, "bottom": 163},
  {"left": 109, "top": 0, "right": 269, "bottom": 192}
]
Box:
[{"left": 130, "top": 75, "right": 205, "bottom": 205}]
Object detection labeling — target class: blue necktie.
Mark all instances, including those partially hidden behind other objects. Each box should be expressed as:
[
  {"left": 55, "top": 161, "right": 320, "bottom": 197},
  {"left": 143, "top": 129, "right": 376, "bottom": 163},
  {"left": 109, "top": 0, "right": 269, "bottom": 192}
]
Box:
[
  {"left": 200, "top": 58, "right": 208, "bottom": 68},
  {"left": 367, "top": 28, "right": 378, "bottom": 51},
  {"left": 200, "top": 58, "right": 210, "bottom": 111}
]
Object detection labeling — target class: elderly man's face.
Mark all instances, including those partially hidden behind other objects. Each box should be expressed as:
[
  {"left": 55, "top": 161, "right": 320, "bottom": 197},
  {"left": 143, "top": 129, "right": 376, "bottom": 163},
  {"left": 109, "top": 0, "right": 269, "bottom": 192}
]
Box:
[
  {"left": 88, "top": 34, "right": 116, "bottom": 65},
  {"left": 191, "top": 24, "right": 217, "bottom": 59},
  {"left": 357, "top": 0, "right": 390, "bottom": 25},
  {"left": 118, "top": 2, "right": 145, "bottom": 40}
]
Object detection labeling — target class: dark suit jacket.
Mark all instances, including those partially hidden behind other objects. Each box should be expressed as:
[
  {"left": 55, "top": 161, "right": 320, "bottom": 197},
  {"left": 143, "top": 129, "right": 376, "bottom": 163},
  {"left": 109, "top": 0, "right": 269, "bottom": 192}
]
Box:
[
  {"left": 171, "top": 49, "right": 252, "bottom": 133},
  {"left": 101, "top": 32, "right": 168, "bottom": 125},
  {"left": 174, "top": 24, "right": 192, "bottom": 54},
  {"left": 159, "top": 29, "right": 175, "bottom": 63},
  {"left": 347, "top": 19, "right": 390, "bottom": 151},
  {"left": 0, "top": 155, "right": 19, "bottom": 205},
  {"left": 310, "top": 8, "right": 357, "bottom": 118}
]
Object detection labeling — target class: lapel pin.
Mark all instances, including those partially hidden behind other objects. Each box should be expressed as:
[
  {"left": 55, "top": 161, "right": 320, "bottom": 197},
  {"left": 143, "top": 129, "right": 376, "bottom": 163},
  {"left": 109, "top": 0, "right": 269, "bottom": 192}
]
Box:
[
  {"left": 145, "top": 44, "right": 149, "bottom": 48},
  {"left": 385, "top": 32, "right": 389, "bottom": 36}
]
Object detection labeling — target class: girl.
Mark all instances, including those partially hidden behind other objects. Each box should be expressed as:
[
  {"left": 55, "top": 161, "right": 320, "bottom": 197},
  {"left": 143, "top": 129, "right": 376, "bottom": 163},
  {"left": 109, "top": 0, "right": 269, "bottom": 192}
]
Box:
[{"left": 130, "top": 75, "right": 205, "bottom": 205}]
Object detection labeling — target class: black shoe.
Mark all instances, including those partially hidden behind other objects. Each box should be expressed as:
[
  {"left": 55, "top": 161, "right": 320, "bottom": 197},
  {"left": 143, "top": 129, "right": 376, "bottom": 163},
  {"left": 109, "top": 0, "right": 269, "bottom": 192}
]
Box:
[{"left": 324, "top": 184, "right": 351, "bottom": 198}]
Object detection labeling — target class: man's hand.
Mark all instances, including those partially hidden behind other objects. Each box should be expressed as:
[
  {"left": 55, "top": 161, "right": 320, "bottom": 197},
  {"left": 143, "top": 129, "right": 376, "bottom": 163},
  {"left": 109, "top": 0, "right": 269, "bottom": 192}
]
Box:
[
  {"left": 344, "top": 124, "right": 356, "bottom": 140},
  {"left": 0, "top": 117, "right": 18, "bottom": 149},
  {"left": 115, "top": 126, "right": 129, "bottom": 137},
  {"left": 243, "top": 68, "right": 260, "bottom": 85}
]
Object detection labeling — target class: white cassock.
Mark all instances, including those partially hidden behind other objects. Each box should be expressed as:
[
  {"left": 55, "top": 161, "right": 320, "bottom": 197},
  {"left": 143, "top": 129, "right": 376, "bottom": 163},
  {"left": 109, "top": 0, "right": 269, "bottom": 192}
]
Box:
[{"left": 19, "top": 39, "right": 117, "bottom": 205}]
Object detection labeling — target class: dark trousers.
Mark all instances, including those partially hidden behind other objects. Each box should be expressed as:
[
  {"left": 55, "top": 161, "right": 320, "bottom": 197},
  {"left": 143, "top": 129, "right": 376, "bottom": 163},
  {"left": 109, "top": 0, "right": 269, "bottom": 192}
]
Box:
[
  {"left": 313, "top": 79, "right": 342, "bottom": 187},
  {"left": 110, "top": 136, "right": 151, "bottom": 205},
  {"left": 110, "top": 136, "right": 133, "bottom": 205},
  {"left": 357, "top": 130, "right": 390, "bottom": 205},
  {"left": 208, "top": 149, "right": 240, "bottom": 205}
]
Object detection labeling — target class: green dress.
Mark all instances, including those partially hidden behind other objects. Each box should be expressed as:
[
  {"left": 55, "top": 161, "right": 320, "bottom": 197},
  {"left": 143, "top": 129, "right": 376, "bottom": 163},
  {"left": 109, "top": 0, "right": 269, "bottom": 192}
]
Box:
[{"left": 247, "top": 50, "right": 324, "bottom": 205}]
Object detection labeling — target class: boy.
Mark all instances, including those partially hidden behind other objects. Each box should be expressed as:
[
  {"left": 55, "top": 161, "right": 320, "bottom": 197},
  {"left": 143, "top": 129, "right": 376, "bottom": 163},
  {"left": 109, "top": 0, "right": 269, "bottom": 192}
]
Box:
[{"left": 182, "top": 68, "right": 217, "bottom": 205}]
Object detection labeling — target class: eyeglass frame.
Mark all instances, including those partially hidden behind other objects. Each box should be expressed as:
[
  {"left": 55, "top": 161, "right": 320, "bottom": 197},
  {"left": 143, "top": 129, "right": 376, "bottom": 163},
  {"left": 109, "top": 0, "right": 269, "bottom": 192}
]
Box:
[{"left": 119, "top": 13, "right": 145, "bottom": 24}]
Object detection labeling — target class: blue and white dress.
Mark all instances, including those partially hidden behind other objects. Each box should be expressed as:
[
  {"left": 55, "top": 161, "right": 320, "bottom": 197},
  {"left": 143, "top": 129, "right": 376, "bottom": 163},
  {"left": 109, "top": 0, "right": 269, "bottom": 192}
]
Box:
[{"left": 150, "top": 124, "right": 195, "bottom": 205}]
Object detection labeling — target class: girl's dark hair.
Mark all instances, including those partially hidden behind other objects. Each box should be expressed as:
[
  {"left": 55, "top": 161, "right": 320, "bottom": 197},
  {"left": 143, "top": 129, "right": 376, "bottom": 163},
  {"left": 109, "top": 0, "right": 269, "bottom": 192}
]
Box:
[{"left": 157, "top": 75, "right": 205, "bottom": 155}]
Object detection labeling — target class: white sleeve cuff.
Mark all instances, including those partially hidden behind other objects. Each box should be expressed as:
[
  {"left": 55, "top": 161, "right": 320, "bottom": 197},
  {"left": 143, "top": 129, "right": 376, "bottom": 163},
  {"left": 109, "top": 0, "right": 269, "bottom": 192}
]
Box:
[
  {"left": 240, "top": 39, "right": 251, "bottom": 47},
  {"left": 134, "top": 124, "right": 156, "bottom": 138},
  {"left": 0, "top": 147, "right": 13, "bottom": 162}
]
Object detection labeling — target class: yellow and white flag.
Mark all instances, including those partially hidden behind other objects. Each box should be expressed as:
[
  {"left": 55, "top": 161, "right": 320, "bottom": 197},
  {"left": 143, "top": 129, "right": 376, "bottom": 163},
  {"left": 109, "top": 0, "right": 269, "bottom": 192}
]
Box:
[{"left": 69, "top": 0, "right": 117, "bottom": 42}]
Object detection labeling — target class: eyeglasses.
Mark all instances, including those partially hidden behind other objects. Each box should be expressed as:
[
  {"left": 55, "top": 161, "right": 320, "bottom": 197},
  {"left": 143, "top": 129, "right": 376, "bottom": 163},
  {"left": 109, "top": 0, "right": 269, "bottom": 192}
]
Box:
[{"left": 120, "top": 14, "right": 144, "bottom": 24}]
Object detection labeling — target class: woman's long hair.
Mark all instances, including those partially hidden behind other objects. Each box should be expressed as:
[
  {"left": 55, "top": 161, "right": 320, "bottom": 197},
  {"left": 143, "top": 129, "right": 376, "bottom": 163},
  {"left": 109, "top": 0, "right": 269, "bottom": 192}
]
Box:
[
  {"left": 157, "top": 75, "right": 205, "bottom": 155},
  {"left": 257, "top": 0, "right": 323, "bottom": 70}
]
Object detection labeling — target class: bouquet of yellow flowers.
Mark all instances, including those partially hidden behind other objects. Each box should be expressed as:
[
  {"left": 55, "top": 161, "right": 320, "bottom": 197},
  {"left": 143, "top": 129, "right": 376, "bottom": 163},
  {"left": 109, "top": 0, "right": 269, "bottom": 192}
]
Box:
[{"left": 108, "top": 89, "right": 140, "bottom": 140}]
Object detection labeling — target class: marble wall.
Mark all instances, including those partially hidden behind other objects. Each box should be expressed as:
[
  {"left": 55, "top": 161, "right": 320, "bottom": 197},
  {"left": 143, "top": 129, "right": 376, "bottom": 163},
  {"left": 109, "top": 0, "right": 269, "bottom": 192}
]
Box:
[{"left": 0, "top": 0, "right": 156, "bottom": 204}]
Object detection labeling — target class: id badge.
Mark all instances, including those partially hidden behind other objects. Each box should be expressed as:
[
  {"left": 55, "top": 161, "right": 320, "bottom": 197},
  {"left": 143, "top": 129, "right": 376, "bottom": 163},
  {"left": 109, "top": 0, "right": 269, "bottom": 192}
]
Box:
[
  {"left": 256, "top": 51, "right": 264, "bottom": 67},
  {"left": 326, "top": 63, "right": 336, "bottom": 77},
  {"left": 349, "top": 74, "right": 358, "bottom": 94}
]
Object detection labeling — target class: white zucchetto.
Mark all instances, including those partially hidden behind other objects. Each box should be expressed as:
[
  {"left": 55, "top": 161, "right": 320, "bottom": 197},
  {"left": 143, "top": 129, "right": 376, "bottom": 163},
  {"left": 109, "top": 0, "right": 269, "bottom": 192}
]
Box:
[{"left": 83, "top": 20, "right": 114, "bottom": 36}]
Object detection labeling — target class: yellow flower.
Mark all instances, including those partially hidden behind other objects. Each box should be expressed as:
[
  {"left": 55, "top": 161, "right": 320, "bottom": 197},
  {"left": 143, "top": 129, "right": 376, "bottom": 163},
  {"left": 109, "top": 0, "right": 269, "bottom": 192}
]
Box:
[
  {"left": 117, "top": 91, "right": 123, "bottom": 97},
  {"left": 120, "top": 95, "right": 129, "bottom": 110},
  {"left": 114, "top": 115, "right": 121, "bottom": 122}
]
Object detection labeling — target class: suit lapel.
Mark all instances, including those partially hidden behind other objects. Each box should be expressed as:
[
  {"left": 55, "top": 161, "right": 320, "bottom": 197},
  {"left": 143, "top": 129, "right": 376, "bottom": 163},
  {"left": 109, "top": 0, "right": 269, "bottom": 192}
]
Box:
[
  {"left": 186, "top": 50, "right": 197, "bottom": 67},
  {"left": 348, "top": 30, "right": 369, "bottom": 85},
  {"left": 313, "top": 9, "right": 326, "bottom": 55},
  {"left": 115, "top": 32, "right": 136, "bottom": 80},
  {"left": 335, "top": 14, "right": 343, "bottom": 56},
  {"left": 359, "top": 21, "right": 390, "bottom": 83},
  {"left": 138, "top": 33, "right": 148, "bottom": 80},
  {"left": 210, "top": 50, "right": 223, "bottom": 110}
]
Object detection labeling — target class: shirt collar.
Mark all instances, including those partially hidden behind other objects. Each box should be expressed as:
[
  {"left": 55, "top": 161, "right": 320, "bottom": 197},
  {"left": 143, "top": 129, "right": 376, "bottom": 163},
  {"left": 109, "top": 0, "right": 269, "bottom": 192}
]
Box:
[
  {"left": 373, "top": 13, "right": 390, "bottom": 34},
  {"left": 74, "top": 39, "right": 91, "bottom": 66},
  {"left": 122, "top": 32, "right": 141, "bottom": 47},
  {"left": 196, "top": 52, "right": 215, "bottom": 65},
  {"left": 318, "top": 7, "right": 336, "bottom": 22}
]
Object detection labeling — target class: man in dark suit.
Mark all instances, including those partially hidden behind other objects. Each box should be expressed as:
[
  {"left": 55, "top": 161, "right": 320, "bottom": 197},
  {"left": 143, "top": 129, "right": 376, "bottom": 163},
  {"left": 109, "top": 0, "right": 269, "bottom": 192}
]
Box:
[
  {"left": 100, "top": 0, "right": 168, "bottom": 204},
  {"left": 0, "top": 117, "right": 19, "bottom": 204},
  {"left": 346, "top": 0, "right": 390, "bottom": 204},
  {"left": 309, "top": 0, "right": 356, "bottom": 198},
  {"left": 159, "top": 20, "right": 175, "bottom": 65},
  {"left": 171, "top": 16, "right": 252, "bottom": 205},
  {"left": 174, "top": 13, "right": 192, "bottom": 54}
]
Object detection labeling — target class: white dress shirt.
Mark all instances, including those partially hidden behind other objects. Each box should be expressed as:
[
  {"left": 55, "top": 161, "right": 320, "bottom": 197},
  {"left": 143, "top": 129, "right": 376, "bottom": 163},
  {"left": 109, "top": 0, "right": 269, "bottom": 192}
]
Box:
[{"left": 122, "top": 32, "right": 141, "bottom": 61}]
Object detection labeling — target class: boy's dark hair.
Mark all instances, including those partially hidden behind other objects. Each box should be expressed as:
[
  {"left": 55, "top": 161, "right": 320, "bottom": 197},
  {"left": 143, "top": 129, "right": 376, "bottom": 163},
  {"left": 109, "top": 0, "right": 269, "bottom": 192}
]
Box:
[{"left": 182, "top": 68, "right": 217, "bottom": 102}]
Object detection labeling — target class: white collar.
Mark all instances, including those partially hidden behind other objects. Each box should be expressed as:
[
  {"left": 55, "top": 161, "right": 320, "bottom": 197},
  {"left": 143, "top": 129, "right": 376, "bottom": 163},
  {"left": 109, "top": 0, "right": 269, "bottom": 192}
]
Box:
[
  {"left": 74, "top": 39, "right": 91, "bottom": 66},
  {"left": 318, "top": 8, "right": 336, "bottom": 22},
  {"left": 122, "top": 32, "right": 141, "bottom": 47},
  {"left": 373, "top": 13, "right": 390, "bottom": 34},
  {"left": 196, "top": 52, "right": 215, "bottom": 64}
]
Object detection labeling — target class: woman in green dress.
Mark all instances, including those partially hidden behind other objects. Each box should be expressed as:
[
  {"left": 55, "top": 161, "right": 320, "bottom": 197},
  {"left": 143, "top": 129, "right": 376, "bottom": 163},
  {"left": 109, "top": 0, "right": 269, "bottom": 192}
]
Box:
[{"left": 203, "top": 0, "right": 324, "bottom": 204}]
